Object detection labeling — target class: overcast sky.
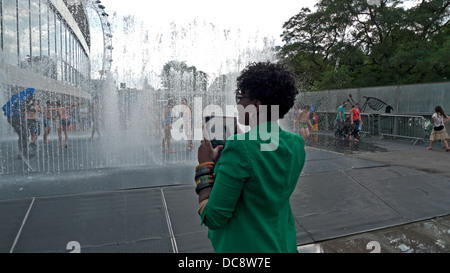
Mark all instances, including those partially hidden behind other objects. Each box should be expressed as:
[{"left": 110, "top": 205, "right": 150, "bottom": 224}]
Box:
[
  {"left": 105, "top": 0, "right": 317, "bottom": 39},
  {"left": 91, "top": 0, "right": 319, "bottom": 88}
]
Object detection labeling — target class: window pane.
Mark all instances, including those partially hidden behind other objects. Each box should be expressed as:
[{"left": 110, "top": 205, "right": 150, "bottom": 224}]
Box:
[
  {"left": 62, "top": 23, "right": 66, "bottom": 81},
  {"left": 30, "top": 0, "right": 39, "bottom": 60},
  {"left": 48, "top": 11, "right": 56, "bottom": 79},
  {"left": 68, "top": 32, "right": 71, "bottom": 67},
  {"left": 18, "top": 0, "right": 30, "bottom": 69},
  {"left": 71, "top": 35, "right": 74, "bottom": 84},
  {"left": 0, "top": 1, "right": 3, "bottom": 50},
  {"left": 3, "top": 0, "right": 18, "bottom": 66},
  {"left": 40, "top": 1, "right": 49, "bottom": 76},
  {"left": 85, "top": 52, "right": 90, "bottom": 81},
  {"left": 56, "top": 16, "right": 62, "bottom": 80},
  {"left": 48, "top": 11, "right": 55, "bottom": 59},
  {"left": 40, "top": 2, "right": 48, "bottom": 57}
]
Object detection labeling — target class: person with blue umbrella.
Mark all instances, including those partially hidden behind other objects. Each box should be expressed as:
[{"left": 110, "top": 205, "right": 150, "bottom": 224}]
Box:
[{"left": 2, "top": 88, "right": 36, "bottom": 158}]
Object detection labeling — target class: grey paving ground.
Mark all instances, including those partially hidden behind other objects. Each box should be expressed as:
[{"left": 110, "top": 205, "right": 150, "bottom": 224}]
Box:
[
  {"left": 298, "top": 133, "right": 450, "bottom": 253},
  {"left": 0, "top": 133, "right": 449, "bottom": 253}
]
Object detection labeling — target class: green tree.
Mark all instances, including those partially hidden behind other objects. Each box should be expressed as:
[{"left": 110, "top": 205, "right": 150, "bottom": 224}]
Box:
[
  {"left": 161, "top": 60, "right": 208, "bottom": 92},
  {"left": 280, "top": 0, "right": 450, "bottom": 91}
]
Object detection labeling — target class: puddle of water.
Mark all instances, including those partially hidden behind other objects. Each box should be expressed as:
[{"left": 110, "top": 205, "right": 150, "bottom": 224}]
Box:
[
  {"left": 297, "top": 244, "right": 324, "bottom": 253},
  {"left": 305, "top": 133, "right": 388, "bottom": 155}
]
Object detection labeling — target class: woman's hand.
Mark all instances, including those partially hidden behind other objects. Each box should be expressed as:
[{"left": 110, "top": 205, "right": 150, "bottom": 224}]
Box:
[{"left": 198, "top": 139, "right": 224, "bottom": 164}]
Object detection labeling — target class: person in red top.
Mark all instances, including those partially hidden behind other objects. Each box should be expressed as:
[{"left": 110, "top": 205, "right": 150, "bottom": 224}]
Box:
[{"left": 350, "top": 102, "right": 363, "bottom": 142}]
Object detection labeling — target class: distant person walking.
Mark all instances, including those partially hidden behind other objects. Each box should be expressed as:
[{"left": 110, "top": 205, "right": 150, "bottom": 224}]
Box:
[
  {"left": 426, "top": 106, "right": 450, "bottom": 152},
  {"left": 350, "top": 102, "right": 363, "bottom": 142},
  {"left": 335, "top": 101, "right": 348, "bottom": 137}
]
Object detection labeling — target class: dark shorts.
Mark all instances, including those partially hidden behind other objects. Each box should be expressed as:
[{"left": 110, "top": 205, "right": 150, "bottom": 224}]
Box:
[
  {"left": 43, "top": 119, "right": 51, "bottom": 128},
  {"left": 60, "top": 118, "right": 70, "bottom": 126},
  {"left": 27, "top": 119, "right": 40, "bottom": 136}
]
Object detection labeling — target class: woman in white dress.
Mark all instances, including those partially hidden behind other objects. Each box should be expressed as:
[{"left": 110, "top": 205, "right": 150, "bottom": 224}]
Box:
[{"left": 426, "top": 105, "right": 450, "bottom": 152}]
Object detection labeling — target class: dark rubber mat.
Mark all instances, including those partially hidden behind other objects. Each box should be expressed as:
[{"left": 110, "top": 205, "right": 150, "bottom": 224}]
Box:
[
  {"left": 12, "top": 189, "right": 172, "bottom": 253},
  {"left": 1, "top": 149, "right": 449, "bottom": 252},
  {"left": 161, "top": 186, "right": 213, "bottom": 253},
  {"left": 344, "top": 166, "right": 450, "bottom": 221},
  {"left": 292, "top": 170, "right": 408, "bottom": 241},
  {"left": 0, "top": 198, "right": 34, "bottom": 252}
]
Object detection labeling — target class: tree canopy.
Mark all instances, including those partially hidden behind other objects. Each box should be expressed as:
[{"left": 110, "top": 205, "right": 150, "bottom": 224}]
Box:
[
  {"left": 279, "top": 0, "right": 450, "bottom": 91},
  {"left": 160, "top": 60, "right": 208, "bottom": 92}
]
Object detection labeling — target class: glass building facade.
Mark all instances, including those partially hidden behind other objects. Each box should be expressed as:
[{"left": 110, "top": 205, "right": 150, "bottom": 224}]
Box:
[{"left": 0, "top": 0, "right": 91, "bottom": 94}]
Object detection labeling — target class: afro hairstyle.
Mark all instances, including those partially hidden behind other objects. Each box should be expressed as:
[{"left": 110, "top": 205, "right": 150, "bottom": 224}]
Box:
[{"left": 236, "top": 62, "right": 298, "bottom": 119}]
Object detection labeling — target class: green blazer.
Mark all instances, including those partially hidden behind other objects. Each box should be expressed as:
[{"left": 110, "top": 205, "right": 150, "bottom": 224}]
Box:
[{"left": 200, "top": 122, "right": 306, "bottom": 253}]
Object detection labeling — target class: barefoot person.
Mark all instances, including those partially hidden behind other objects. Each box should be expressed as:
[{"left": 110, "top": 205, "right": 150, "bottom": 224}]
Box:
[
  {"left": 182, "top": 98, "right": 194, "bottom": 150},
  {"left": 296, "top": 105, "right": 314, "bottom": 142},
  {"left": 42, "top": 100, "right": 54, "bottom": 143},
  {"left": 162, "top": 99, "right": 175, "bottom": 153},
  {"left": 55, "top": 100, "right": 78, "bottom": 148}
]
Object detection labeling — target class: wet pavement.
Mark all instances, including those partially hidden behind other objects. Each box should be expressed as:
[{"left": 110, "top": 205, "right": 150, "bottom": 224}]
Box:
[
  {"left": 0, "top": 131, "right": 449, "bottom": 253},
  {"left": 298, "top": 215, "right": 450, "bottom": 253},
  {"left": 305, "top": 131, "right": 450, "bottom": 177},
  {"left": 297, "top": 132, "right": 450, "bottom": 253}
]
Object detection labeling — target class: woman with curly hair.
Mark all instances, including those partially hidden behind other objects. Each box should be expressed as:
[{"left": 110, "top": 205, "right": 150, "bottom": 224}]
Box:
[
  {"left": 195, "top": 62, "right": 305, "bottom": 253},
  {"left": 427, "top": 105, "right": 450, "bottom": 152}
]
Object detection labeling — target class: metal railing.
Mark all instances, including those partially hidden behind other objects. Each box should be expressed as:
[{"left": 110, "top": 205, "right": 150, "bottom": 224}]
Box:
[
  {"left": 316, "top": 112, "right": 375, "bottom": 137},
  {"left": 316, "top": 112, "right": 427, "bottom": 145},
  {"left": 378, "top": 114, "right": 426, "bottom": 145},
  {"left": 360, "top": 113, "right": 375, "bottom": 137}
]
